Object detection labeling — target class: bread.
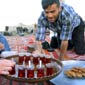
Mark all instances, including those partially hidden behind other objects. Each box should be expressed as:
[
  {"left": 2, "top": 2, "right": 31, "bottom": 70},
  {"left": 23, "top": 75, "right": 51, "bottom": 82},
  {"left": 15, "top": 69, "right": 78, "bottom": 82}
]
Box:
[{"left": 65, "top": 67, "right": 85, "bottom": 78}]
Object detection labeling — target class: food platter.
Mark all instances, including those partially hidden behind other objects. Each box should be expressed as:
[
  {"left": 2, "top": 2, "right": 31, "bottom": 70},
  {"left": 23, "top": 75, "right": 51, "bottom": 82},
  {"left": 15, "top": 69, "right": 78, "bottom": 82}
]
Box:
[{"left": 2, "top": 54, "right": 63, "bottom": 83}]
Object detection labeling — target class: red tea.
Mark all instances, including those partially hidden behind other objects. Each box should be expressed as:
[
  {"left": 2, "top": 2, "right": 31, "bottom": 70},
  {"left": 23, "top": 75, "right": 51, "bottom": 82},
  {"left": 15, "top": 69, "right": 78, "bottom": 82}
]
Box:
[
  {"left": 18, "top": 66, "right": 25, "bottom": 78},
  {"left": 27, "top": 69, "right": 34, "bottom": 78},
  {"left": 45, "top": 57, "right": 51, "bottom": 63},
  {"left": 46, "top": 67, "right": 53, "bottom": 76},
  {"left": 40, "top": 57, "right": 46, "bottom": 64},
  {"left": 37, "top": 68, "right": 44, "bottom": 77},
  {"left": 25, "top": 56, "right": 31, "bottom": 64},
  {"left": 9, "top": 65, "right": 16, "bottom": 75},
  {"left": 18, "top": 53, "right": 25, "bottom": 64},
  {"left": 19, "top": 56, "right": 24, "bottom": 64},
  {"left": 33, "top": 57, "right": 39, "bottom": 65},
  {"left": 46, "top": 63, "right": 53, "bottom": 76},
  {"left": 25, "top": 53, "right": 31, "bottom": 64}
]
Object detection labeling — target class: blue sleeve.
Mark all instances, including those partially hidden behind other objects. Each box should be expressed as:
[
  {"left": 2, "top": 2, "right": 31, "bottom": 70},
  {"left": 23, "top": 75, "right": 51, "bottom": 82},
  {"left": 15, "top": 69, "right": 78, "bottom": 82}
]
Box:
[{"left": 0, "top": 34, "right": 11, "bottom": 51}]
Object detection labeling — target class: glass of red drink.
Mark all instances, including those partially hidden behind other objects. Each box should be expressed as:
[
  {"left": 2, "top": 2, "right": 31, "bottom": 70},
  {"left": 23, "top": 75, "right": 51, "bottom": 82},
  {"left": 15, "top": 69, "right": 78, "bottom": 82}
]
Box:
[
  {"left": 18, "top": 65, "right": 25, "bottom": 78},
  {"left": 37, "top": 61, "right": 44, "bottom": 77},
  {"left": 32, "top": 54, "right": 39, "bottom": 65},
  {"left": 27, "top": 64, "right": 34, "bottom": 78},
  {"left": 46, "top": 63, "right": 53, "bottom": 76},
  {"left": 9, "top": 65, "right": 16, "bottom": 75},
  {"left": 25, "top": 53, "right": 31, "bottom": 64},
  {"left": 39, "top": 54, "right": 46, "bottom": 64},
  {"left": 9, "top": 58, "right": 16, "bottom": 75},
  {"left": 18, "top": 53, "right": 25, "bottom": 64},
  {"left": 45, "top": 55, "right": 51, "bottom": 64}
]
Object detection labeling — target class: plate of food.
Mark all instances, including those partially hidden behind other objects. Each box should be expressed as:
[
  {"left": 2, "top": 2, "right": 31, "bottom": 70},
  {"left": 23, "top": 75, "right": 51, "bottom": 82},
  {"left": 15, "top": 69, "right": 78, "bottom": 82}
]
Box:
[{"left": 64, "top": 67, "right": 85, "bottom": 78}]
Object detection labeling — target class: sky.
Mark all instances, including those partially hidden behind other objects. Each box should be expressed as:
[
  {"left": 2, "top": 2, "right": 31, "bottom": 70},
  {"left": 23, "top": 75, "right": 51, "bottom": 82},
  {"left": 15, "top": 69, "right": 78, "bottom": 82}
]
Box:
[
  {"left": 0, "top": 0, "right": 42, "bottom": 31},
  {"left": 0, "top": 0, "right": 85, "bottom": 31}
]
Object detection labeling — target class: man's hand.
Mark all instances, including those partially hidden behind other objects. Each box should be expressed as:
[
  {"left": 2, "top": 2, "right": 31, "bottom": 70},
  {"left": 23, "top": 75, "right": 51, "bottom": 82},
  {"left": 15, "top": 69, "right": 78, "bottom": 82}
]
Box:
[
  {"left": 59, "top": 40, "right": 68, "bottom": 60},
  {"left": 59, "top": 54, "right": 71, "bottom": 60},
  {"left": 0, "top": 59, "right": 15, "bottom": 75}
]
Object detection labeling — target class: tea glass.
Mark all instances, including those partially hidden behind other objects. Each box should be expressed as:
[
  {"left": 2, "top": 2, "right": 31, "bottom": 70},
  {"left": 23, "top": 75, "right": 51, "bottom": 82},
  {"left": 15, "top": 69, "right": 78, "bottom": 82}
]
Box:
[
  {"left": 37, "top": 64, "right": 44, "bottom": 78},
  {"left": 18, "top": 53, "right": 25, "bottom": 64},
  {"left": 9, "top": 58, "right": 16, "bottom": 75},
  {"left": 9, "top": 65, "right": 16, "bottom": 75},
  {"left": 46, "top": 63, "right": 53, "bottom": 76},
  {"left": 18, "top": 65, "right": 25, "bottom": 78},
  {"left": 25, "top": 53, "right": 32, "bottom": 64},
  {"left": 27, "top": 64, "right": 35, "bottom": 78},
  {"left": 45, "top": 55, "right": 51, "bottom": 64},
  {"left": 32, "top": 54, "right": 39, "bottom": 65}
]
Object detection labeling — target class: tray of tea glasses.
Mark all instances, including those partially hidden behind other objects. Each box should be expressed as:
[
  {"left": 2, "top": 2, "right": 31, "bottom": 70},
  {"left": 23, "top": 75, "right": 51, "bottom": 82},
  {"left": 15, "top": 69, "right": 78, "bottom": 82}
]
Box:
[{"left": 2, "top": 53, "right": 63, "bottom": 83}]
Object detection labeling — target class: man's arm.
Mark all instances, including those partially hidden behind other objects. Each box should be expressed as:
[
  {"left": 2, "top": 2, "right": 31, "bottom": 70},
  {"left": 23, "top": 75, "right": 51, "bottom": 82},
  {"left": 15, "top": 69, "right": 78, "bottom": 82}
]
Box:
[
  {"left": 59, "top": 40, "right": 68, "bottom": 60},
  {"left": 36, "top": 40, "right": 42, "bottom": 53}
]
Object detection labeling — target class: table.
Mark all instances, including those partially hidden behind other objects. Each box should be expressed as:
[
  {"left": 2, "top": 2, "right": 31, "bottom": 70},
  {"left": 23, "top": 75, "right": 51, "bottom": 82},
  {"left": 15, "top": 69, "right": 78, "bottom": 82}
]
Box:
[{"left": 50, "top": 60, "right": 85, "bottom": 85}]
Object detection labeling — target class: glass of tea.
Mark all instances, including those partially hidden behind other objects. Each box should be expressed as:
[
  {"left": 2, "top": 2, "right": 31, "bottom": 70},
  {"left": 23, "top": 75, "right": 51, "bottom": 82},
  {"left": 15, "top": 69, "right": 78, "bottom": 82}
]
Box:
[
  {"left": 27, "top": 64, "right": 34, "bottom": 78},
  {"left": 39, "top": 54, "right": 46, "bottom": 64},
  {"left": 46, "top": 63, "right": 53, "bottom": 76},
  {"left": 32, "top": 54, "right": 39, "bottom": 65},
  {"left": 45, "top": 55, "right": 51, "bottom": 64},
  {"left": 18, "top": 65, "right": 25, "bottom": 78},
  {"left": 9, "top": 65, "right": 16, "bottom": 75},
  {"left": 37, "top": 60, "right": 44, "bottom": 78},
  {"left": 25, "top": 53, "right": 31, "bottom": 64},
  {"left": 9, "top": 58, "right": 16, "bottom": 75},
  {"left": 18, "top": 53, "right": 25, "bottom": 64}
]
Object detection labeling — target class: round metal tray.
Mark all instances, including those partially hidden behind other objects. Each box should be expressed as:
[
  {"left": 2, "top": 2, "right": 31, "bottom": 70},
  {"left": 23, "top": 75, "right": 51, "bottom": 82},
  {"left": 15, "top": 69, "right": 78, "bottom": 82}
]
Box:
[{"left": 2, "top": 55, "right": 63, "bottom": 83}]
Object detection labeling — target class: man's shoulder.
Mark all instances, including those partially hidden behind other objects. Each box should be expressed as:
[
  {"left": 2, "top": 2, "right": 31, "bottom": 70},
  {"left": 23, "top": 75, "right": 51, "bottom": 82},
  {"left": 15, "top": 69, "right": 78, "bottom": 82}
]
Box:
[
  {"left": 61, "top": 3, "right": 78, "bottom": 18},
  {"left": 38, "top": 11, "right": 47, "bottom": 21}
]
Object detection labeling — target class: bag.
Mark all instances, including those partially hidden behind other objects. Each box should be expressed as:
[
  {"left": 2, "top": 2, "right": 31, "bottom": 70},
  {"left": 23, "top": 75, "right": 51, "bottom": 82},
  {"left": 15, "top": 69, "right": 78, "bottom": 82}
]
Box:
[{"left": 50, "top": 36, "right": 59, "bottom": 49}]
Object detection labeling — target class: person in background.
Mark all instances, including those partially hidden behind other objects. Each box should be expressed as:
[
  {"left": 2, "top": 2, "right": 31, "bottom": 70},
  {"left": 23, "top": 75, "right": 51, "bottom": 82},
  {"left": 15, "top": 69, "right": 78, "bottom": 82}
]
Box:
[
  {"left": 35, "top": 0, "right": 85, "bottom": 60},
  {"left": 0, "top": 59, "right": 15, "bottom": 75},
  {"left": 0, "top": 34, "right": 10, "bottom": 54},
  {"left": 0, "top": 34, "right": 15, "bottom": 75}
]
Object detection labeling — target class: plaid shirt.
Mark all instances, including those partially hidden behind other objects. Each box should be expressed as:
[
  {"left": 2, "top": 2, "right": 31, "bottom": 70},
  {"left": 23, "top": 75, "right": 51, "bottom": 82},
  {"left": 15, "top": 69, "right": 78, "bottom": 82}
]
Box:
[{"left": 36, "top": 3, "right": 80, "bottom": 41}]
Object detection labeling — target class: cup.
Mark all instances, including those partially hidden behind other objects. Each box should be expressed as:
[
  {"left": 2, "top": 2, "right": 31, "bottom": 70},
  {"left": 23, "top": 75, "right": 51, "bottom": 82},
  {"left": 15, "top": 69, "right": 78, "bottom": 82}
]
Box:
[
  {"left": 18, "top": 53, "right": 25, "bottom": 64},
  {"left": 45, "top": 55, "right": 51, "bottom": 64},
  {"left": 39, "top": 54, "right": 46, "bottom": 64},
  {"left": 46, "top": 63, "right": 53, "bottom": 76},
  {"left": 32, "top": 54, "right": 39, "bottom": 65},
  {"left": 37, "top": 61, "right": 44, "bottom": 77},
  {"left": 27, "top": 64, "right": 34, "bottom": 78},
  {"left": 9, "top": 58, "right": 16, "bottom": 75},
  {"left": 25, "top": 53, "right": 31, "bottom": 64},
  {"left": 9, "top": 65, "right": 16, "bottom": 75},
  {"left": 18, "top": 65, "right": 25, "bottom": 78}
]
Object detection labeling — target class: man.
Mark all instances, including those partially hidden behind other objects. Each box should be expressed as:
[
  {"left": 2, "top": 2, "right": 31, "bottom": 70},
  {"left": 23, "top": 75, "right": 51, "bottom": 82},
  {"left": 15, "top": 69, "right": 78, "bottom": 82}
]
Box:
[
  {"left": 35, "top": 0, "right": 85, "bottom": 60},
  {"left": 0, "top": 34, "right": 14, "bottom": 75}
]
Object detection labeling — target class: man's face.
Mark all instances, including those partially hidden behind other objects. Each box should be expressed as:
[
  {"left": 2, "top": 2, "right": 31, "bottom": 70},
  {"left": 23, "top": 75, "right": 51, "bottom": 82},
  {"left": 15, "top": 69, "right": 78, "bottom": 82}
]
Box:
[{"left": 44, "top": 3, "right": 61, "bottom": 22}]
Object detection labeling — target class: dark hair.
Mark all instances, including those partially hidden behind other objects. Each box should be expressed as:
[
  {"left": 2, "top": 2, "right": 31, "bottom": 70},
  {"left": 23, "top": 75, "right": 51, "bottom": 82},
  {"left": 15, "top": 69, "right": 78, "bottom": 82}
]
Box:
[{"left": 42, "top": 0, "right": 60, "bottom": 9}]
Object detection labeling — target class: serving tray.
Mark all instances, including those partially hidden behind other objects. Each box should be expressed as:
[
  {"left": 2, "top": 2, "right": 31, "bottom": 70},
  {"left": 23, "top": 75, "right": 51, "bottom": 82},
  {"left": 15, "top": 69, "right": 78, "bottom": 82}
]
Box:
[{"left": 2, "top": 55, "right": 63, "bottom": 83}]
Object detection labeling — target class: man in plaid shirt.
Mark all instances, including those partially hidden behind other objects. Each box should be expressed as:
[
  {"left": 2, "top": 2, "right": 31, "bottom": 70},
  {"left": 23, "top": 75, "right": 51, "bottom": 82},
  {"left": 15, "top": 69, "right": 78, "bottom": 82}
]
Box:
[{"left": 35, "top": 0, "right": 85, "bottom": 60}]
